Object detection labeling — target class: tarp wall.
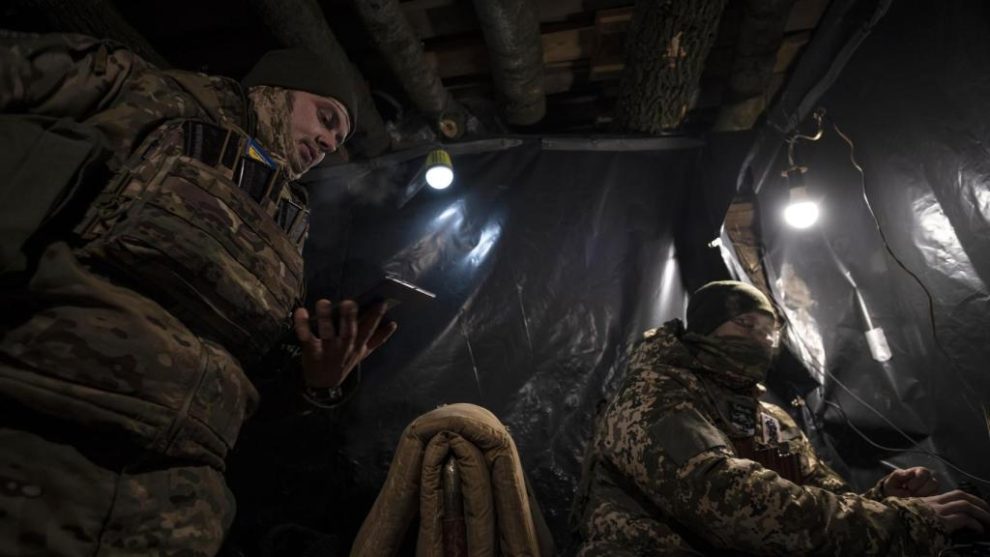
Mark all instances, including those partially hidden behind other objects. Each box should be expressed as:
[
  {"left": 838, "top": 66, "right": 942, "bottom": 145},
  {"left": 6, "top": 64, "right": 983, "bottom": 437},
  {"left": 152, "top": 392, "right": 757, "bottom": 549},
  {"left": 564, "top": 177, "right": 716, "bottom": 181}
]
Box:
[
  {"left": 748, "top": 1, "right": 990, "bottom": 493},
  {"left": 226, "top": 138, "right": 734, "bottom": 554}
]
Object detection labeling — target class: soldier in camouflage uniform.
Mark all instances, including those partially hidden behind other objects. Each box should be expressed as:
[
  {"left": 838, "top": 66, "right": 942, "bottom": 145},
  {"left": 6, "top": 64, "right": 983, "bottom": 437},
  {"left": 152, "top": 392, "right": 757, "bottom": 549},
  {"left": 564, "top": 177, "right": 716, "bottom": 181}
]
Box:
[
  {"left": 0, "top": 32, "right": 396, "bottom": 555},
  {"left": 573, "top": 280, "right": 990, "bottom": 556}
]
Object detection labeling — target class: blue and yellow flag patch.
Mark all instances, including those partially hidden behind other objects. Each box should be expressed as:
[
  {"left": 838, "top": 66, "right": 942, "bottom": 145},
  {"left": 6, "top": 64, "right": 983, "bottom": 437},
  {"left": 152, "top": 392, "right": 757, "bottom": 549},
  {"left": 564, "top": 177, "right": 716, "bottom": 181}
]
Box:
[{"left": 245, "top": 137, "right": 276, "bottom": 168}]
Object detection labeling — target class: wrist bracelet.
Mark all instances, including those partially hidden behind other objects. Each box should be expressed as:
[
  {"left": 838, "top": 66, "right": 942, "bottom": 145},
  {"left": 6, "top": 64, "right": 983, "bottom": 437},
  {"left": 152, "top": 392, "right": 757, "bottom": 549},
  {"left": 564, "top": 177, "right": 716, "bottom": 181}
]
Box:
[{"left": 301, "top": 384, "right": 345, "bottom": 408}]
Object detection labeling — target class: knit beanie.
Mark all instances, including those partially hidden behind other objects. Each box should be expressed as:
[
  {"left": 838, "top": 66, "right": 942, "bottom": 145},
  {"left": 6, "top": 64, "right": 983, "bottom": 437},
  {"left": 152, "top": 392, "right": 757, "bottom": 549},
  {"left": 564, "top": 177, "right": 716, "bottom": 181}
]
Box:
[
  {"left": 686, "top": 280, "right": 777, "bottom": 335},
  {"left": 243, "top": 48, "right": 358, "bottom": 134}
]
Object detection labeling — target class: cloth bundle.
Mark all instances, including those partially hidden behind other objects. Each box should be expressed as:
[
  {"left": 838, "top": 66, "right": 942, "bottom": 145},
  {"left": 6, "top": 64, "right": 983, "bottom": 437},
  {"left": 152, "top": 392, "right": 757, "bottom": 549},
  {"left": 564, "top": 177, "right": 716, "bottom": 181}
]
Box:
[{"left": 350, "top": 403, "right": 554, "bottom": 557}]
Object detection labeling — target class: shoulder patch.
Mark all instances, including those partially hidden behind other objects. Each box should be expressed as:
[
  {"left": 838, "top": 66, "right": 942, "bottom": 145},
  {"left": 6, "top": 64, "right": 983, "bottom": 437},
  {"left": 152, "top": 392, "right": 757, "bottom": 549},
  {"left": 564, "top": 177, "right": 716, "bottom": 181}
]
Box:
[
  {"left": 652, "top": 407, "right": 729, "bottom": 467},
  {"left": 759, "top": 402, "right": 803, "bottom": 442}
]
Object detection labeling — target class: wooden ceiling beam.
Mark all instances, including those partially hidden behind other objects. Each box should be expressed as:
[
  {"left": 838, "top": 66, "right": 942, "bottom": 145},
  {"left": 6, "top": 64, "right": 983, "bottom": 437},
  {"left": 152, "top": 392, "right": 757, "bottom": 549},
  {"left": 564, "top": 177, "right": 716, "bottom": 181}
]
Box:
[
  {"left": 423, "top": 21, "right": 595, "bottom": 80},
  {"left": 408, "top": 0, "right": 822, "bottom": 134},
  {"left": 353, "top": 0, "right": 466, "bottom": 138},
  {"left": 785, "top": 0, "right": 831, "bottom": 31},
  {"left": 612, "top": 0, "right": 729, "bottom": 133},
  {"left": 774, "top": 30, "right": 812, "bottom": 72},
  {"left": 714, "top": 0, "right": 797, "bottom": 132},
  {"left": 471, "top": 0, "right": 546, "bottom": 125}
]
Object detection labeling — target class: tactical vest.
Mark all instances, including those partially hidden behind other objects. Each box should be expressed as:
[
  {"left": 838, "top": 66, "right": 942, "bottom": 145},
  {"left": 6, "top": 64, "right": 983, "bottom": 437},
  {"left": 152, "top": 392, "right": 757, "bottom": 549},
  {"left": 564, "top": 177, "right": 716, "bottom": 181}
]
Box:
[
  {"left": 707, "top": 384, "right": 805, "bottom": 485},
  {"left": 75, "top": 119, "right": 308, "bottom": 367}
]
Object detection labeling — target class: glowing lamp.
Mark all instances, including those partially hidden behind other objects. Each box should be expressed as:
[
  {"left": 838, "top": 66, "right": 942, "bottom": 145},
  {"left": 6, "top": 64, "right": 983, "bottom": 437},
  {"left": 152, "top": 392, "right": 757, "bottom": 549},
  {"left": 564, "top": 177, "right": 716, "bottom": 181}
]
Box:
[
  {"left": 782, "top": 168, "right": 819, "bottom": 229},
  {"left": 424, "top": 149, "right": 454, "bottom": 190}
]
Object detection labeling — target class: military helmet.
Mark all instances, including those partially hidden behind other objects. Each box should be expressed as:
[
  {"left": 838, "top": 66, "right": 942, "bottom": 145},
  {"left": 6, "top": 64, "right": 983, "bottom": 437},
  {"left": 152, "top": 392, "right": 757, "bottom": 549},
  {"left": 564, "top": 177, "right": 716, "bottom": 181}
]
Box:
[{"left": 686, "top": 280, "right": 777, "bottom": 335}]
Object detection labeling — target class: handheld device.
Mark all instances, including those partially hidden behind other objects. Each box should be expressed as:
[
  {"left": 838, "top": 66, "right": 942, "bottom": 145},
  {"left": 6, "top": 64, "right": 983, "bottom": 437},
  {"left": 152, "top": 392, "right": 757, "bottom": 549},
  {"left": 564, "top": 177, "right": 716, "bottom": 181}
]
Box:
[
  {"left": 306, "top": 276, "right": 435, "bottom": 332},
  {"left": 354, "top": 275, "right": 435, "bottom": 312}
]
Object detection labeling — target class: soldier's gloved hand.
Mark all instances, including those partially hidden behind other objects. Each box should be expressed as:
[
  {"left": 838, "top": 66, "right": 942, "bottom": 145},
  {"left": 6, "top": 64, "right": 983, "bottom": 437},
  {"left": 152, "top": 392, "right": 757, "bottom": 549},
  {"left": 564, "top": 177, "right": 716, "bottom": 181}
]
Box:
[
  {"left": 883, "top": 466, "right": 939, "bottom": 497},
  {"left": 293, "top": 299, "right": 398, "bottom": 388},
  {"left": 919, "top": 490, "right": 990, "bottom": 533}
]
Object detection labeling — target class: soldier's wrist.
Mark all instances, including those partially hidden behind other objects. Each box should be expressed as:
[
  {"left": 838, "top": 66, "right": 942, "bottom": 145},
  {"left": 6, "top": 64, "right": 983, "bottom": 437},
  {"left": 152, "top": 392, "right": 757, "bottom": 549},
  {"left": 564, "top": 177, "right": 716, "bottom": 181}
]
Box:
[
  {"left": 299, "top": 366, "right": 361, "bottom": 410},
  {"left": 300, "top": 383, "right": 345, "bottom": 408}
]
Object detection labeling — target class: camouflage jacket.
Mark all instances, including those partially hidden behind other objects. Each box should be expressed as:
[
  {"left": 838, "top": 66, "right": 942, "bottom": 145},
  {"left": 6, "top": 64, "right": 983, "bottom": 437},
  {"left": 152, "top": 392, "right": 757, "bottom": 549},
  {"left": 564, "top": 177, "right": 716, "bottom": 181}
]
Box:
[
  {"left": 0, "top": 32, "right": 308, "bottom": 469},
  {"left": 574, "top": 320, "right": 948, "bottom": 556}
]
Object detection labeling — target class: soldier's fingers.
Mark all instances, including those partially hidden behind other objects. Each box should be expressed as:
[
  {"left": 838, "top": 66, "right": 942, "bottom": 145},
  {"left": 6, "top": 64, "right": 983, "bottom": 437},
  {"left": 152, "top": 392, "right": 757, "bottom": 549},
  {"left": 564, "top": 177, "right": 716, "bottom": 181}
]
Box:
[
  {"left": 942, "top": 513, "right": 984, "bottom": 534},
  {"left": 935, "top": 490, "right": 966, "bottom": 504},
  {"left": 355, "top": 303, "right": 387, "bottom": 348},
  {"left": 293, "top": 307, "right": 314, "bottom": 344},
  {"left": 969, "top": 496, "right": 990, "bottom": 519},
  {"left": 949, "top": 490, "right": 990, "bottom": 512},
  {"left": 904, "top": 468, "right": 932, "bottom": 492},
  {"left": 974, "top": 493, "right": 990, "bottom": 513},
  {"left": 337, "top": 300, "right": 358, "bottom": 349},
  {"left": 316, "top": 299, "right": 335, "bottom": 339},
  {"left": 367, "top": 320, "right": 398, "bottom": 352},
  {"left": 915, "top": 478, "right": 938, "bottom": 497},
  {"left": 941, "top": 500, "right": 990, "bottom": 526},
  {"left": 883, "top": 471, "right": 907, "bottom": 496},
  {"left": 888, "top": 468, "right": 912, "bottom": 483},
  {"left": 340, "top": 302, "right": 358, "bottom": 354}
]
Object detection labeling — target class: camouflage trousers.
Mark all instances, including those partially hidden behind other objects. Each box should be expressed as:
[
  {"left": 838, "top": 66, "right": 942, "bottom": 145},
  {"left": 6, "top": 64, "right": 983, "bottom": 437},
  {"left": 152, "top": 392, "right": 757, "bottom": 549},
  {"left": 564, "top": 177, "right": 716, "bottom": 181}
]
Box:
[{"left": 0, "top": 426, "right": 234, "bottom": 557}]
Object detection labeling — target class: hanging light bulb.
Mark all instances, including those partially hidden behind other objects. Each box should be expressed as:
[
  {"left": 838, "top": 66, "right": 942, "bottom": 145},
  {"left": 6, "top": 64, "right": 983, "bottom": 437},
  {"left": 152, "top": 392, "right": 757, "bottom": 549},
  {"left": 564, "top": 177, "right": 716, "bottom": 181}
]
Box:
[
  {"left": 782, "top": 167, "right": 819, "bottom": 229},
  {"left": 780, "top": 108, "right": 825, "bottom": 229},
  {"left": 784, "top": 200, "right": 819, "bottom": 229},
  {"left": 424, "top": 149, "right": 454, "bottom": 190}
]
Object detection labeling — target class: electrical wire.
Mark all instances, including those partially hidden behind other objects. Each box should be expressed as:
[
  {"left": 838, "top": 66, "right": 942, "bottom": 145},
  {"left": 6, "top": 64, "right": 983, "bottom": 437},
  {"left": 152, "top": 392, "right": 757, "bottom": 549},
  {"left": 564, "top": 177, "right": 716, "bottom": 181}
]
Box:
[
  {"left": 784, "top": 107, "right": 826, "bottom": 172},
  {"left": 831, "top": 118, "right": 986, "bottom": 416},
  {"left": 768, "top": 110, "right": 990, "bottom": 486},
  {"left": 821, "top": 398, "right": 990, "bottom": 486},
  {"left": 780, "top": 308, "right": 990, "bottom": 485},
  {"left": 785, "top": 302, "right": 990, "bottom": 485}
]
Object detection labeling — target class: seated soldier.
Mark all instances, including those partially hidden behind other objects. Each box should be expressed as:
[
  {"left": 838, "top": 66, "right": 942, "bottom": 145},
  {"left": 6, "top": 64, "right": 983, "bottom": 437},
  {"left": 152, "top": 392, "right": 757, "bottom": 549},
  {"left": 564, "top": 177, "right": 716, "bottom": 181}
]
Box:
[{"left": 573, "top": 280, "right": 990, "bottom": 556}]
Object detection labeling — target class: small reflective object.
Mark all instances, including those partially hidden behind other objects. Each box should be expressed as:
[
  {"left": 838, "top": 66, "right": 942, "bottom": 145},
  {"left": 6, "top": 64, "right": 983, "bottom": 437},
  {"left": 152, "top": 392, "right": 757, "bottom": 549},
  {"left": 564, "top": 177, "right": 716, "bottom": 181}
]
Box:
[{"left": 865, "top": 327, "right": 892, "bottom": 362}]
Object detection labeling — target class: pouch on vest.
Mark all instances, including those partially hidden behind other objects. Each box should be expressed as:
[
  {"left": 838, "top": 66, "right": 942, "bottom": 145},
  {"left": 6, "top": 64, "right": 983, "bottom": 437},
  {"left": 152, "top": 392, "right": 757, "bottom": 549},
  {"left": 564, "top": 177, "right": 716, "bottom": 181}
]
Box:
[
  {"left": 75, "top": 120, "right": 307, "bottom": 367},
  {"left": 0, "top": 115, "right": 110, "bottom": 277}
]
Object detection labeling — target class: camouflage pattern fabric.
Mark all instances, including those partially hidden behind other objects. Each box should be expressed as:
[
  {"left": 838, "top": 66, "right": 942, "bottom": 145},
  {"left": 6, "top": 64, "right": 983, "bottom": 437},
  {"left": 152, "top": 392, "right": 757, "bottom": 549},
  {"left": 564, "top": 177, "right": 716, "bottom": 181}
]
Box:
[
  {"left": 573, "top": 320, "right": 948, "bottom": 556},
  {"left": 0, "top": 31, "right": 245, "bottom": 171},
  {"left": 0, "top": 427, "right": 234, "bottom": 556},
  {"left": 1, "top": 32, "right": 308, "bottom": 555},
  {"left": 74, "top": 115, "right": 307, "bottom": 368},
  {"left": 249, "top": 85, "right": 304, "bottom": 180}
]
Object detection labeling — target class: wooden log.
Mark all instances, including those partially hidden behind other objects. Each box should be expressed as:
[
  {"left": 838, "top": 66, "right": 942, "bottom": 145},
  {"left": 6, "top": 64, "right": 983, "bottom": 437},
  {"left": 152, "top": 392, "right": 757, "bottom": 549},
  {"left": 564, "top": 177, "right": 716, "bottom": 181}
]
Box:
[
  {"left": 774, "top": 31, "right": 812, "bottom": 73},
  {"left": 612, "top": 0, "right": 728, "bottom": 133},
  {"left": 471, "top": 0, "right": 546, "bottom": 126},
  {"left": 353, "top": 0, "right": 467, "bottom": 138},
  {"left": 714, "top": 0, "right": 797, "bottom": 132},
  {"left": 590, "top": 7, "right": 632, "bottom": 81},
  {"left": 423, "top": 22, "right": 593, "bottom": 81},
  {"left": 785, "top": 0, "right": 831, "bottom": 31}
]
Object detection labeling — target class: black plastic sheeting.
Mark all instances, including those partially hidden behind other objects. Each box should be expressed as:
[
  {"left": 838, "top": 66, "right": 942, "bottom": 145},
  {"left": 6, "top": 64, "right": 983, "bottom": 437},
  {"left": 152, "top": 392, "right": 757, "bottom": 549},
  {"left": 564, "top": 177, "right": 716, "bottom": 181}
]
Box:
[
  {"left": 745, "top": 1, "right": 990, "bottom": 494},
  {"left": 225, "top": 138, "right": 740, "bottom": 554}
]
